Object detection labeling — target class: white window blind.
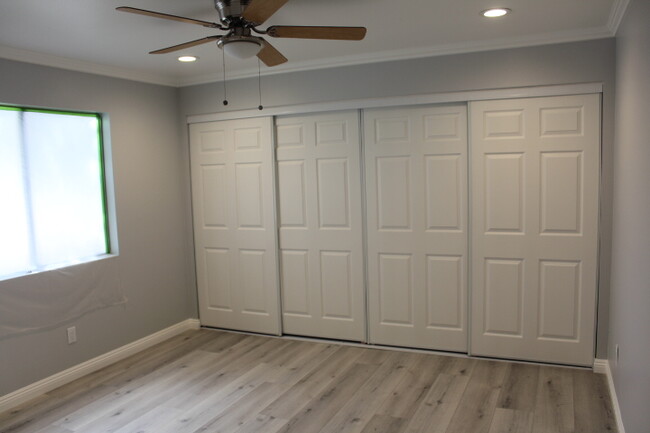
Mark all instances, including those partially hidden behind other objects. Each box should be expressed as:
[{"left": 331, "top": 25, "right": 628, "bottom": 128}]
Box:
[{"left": 0, "top": 106, "right": 109, "bottom": 279}]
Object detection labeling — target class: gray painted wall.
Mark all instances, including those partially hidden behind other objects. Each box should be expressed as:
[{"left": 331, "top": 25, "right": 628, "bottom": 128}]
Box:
[
  {"left": 0, "top": 59, "right": 193, "bottom": 396},
  {"left": 0, "top": 36, "right": 620, "bottom": 398},
  {"left": 179, "top": 38, "right": 616, "bottom": 359},
  {"left": 609, "top": 0, "right": 650, "bottom": 432}
]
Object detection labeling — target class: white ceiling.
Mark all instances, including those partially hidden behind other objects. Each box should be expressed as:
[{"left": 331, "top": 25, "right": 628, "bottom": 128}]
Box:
[{"left": 0, "top": 0, "right": 626, "bottom": 87}]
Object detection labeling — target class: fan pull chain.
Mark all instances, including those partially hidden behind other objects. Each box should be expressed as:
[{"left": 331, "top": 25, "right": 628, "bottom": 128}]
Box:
[
  {"left": 222, "top": 48, "right": 228, "bottom": 106},
  {"left": 257, "top": 58, "right": 263, "bottom": 110}
]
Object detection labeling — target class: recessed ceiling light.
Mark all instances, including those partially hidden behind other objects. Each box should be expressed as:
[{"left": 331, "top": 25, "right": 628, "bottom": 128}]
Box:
[
  {"left": 481, "top": 8, "right": 511, "bottom": 18},
  {"left": 178, "top": 55, "right": 198, "bottom": 62}
]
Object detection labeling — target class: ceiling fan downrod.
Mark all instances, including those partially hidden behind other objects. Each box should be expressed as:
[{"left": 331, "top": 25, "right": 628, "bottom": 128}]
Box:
[{"left": 215, "top": 0, "right": 252, "bottom": 25}]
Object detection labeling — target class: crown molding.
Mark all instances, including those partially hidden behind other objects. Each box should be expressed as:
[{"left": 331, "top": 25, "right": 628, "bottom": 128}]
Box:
[
  {"left": 0, "top": 45, "right": 179, "bottom": 87},
  {"left": 179, "top": 25, "right": 615, "bottom": 87},
  {"left": 607, "top": 0, "right": 631, "bottom": 34},
  {"left": 1, "top": 24, "right": 615, "bottom": 89}
]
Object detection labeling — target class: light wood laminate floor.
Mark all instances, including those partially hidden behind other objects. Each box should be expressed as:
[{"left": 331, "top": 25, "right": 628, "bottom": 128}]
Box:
[{"left": 0, "top": 329, "right": 616, "bottom": 433}]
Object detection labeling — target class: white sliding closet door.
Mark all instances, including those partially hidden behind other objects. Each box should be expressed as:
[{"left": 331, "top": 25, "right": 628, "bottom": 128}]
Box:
[
  {"left": 276, "top": 111, "right": 365, "bottom": 341},
  {"left": 190, "top": 118, "right": 280, "bottom": 334},
  {"left": 365, "top": 105, "right": 468, "bottom": 351},
  {"left": 470, "top": 94, "right": 600, "bottom": 366}
]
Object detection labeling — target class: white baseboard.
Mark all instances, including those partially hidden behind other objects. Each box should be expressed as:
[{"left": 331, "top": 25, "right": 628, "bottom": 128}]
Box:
[
  {"left": 185, "top": 318, "right": 201, "bottom": 330},
  {"left": 593, "top": 358, "right": 626, "bottom": 433},
  {"left": 0, "top": 318, "right": 201, "bottom": 414},
  {"left": 593, "top": 358, "right": 609, "bottom": 374}
]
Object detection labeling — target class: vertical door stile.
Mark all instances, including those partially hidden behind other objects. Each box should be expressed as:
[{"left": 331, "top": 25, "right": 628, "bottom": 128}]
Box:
[
  {"left": 466, "top": 104, "right": 474, "bottom": 356},
  {"left": 270, "top": 117, "right": 283, "bottom": 335},
  {"left": 359, "top": 109, "right": 370, "bottom": 344}
]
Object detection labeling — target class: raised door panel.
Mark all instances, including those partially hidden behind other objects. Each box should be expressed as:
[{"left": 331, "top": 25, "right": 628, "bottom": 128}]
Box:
[
  {"left": 484, "top": 110, "right": 525, "bottom": 139},
  {"left": 376, "top": 157, "right": 411, "bottom": 231},
  {"left": 235, "top": 163, "right": 264, "bottom": 229},
  {"left": 483, "top": 259, "right": 524, "bottom": 337},
  {"left": 425, "top": 155, "right": 462, "bottom": 231},
  {"left": 426, "top": 255, "right": 463, "bottom": 330},
  {"left": 470, "top": 94, "right": 600, "bottom": 366},
  {"left": 424, "top": 113, "right": 462, "bottom": 142},
  {"left": 190, "top": 117, "right": 280, "bottom": 334},
  {"left": 538, "top": 260, "right": 582, "bottom": 341},
  {"left": 365, "top": 104, "right": 468, "bottom": 352},
  {"left": 198, "top": 127, "right": 227, "bottom": 152},
  {"left": 316, "top": 120, "right": 348, "bottom": 146},
  {"left": 316, "top": 158, "right": 351, "bottom": 229},
  {"left": 276, "top": 123, "right": 304, "bottom": 149},
  {"left": 280, "top": 250, "right": 310, "bottom": 316},
  {"left": 320, "top": 251, "right": 354, "bottom": 320},
  {"left": 238, "top": 249, "right": 269, "bottom": 315},
  {"left": 540, "top": 152, "right": 582, "bottom": 234},
  {"left": 200, "top": 165, "right": 228, "bottom": 228},
  {"left": 276, "top": 111, "right": 365, "bottom": 341},
  {"left": 374, "top": 117, "right": 410, "bottom": 144},
  {"left": 204, "top": 248, "right": 232, "bottom": 311},
  {"left": 378, "top": 254, "right": 414, "bottom": 326},
  {"left": 540, "top": 106, "right": 583, "bottom": 137},
  {"left": 484, "top": 154, "right": 525, "bottom": 233},
  {"left": 233, "top": 126, "right": 262, "bottom": 151},
  {"left": 277, "top": 161, "right": 307, "bottom": 228}
]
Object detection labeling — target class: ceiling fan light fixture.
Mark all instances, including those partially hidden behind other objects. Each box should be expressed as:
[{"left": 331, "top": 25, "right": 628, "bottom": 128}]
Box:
[
  {"left": 481, "top": 8, "right": 511, "bottom": 18},
  {"left": 178, "top": 55, "right": 198, "bottom": 62},
  {"left": 220, "top": 39, "right": 263, "bottom": 59}
]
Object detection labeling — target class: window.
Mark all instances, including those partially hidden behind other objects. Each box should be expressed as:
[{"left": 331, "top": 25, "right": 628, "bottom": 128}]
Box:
[{"left": 0, "top": 105, "right": 110, "bottom": 279}]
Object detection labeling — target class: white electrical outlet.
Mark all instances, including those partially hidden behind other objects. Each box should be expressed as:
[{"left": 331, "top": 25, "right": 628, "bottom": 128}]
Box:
[{"left": 67, "top": 326, "right": 77, "bottom": 344}]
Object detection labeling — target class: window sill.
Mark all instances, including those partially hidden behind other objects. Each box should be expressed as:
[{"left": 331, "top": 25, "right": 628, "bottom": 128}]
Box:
[{"left": 0, "top": 253, "right": 119, "bottom": 283}]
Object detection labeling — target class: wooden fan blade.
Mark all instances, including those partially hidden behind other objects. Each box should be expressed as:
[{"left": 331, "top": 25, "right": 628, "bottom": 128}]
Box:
[
  {"left": 267, "top": 25, "right": 366, "bottom": 40},
  {"left": 150, "top": 36, "right": 221, "bottom": 54},
  {"left": 116, "top": 6, "right": 219, "bottom": 28},
  {"left": 257, "top": 39, "right": 288, "bottom": 67},
  {"left": 242, "top": 0, "right": 289, "bottom": 25}
]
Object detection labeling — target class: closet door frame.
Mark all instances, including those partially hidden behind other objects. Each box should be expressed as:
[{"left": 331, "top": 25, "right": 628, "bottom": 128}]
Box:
[{"left": 188, "top": 82, "right": 603, "bottom": 365}]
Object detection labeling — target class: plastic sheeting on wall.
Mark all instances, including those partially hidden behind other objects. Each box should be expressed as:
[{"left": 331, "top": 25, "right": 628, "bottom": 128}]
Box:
[{"left": 0, "top": 256, "right": 126, "bottom": 338}]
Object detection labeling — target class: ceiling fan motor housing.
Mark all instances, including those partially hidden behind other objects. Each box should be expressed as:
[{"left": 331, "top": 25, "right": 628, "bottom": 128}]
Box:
[{"left": 215, "top": 0, "right": 251, "bottom": 24}]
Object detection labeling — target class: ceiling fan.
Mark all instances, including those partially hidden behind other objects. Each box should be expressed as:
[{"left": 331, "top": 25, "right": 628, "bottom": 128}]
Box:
[{"left": 116, "top": 0, "right": 367, "bottom": 67}]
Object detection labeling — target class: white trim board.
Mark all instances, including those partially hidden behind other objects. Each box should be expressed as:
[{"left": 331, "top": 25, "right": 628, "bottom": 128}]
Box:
[
  {"left": 607, "top": 0, "right": 631, "bottom": 35},
  {"left": 0, "top": 45, "right": 179, "bottom": 88},
  {"left": 179, "top": 27, "right": 614, "bottom": 87},
  {"left": 593, "top": 358, "right": 609, "bottom": 374},
  {"left": 187, "top": 83, "right": 603, "bottom": 124},
  {"left": 0, "top": 318, "right": 200, "bottom": 414},
  {"left": 593, "top": 359, "right": 626, "bottom": 433},
  {"left": 1, "top": 25, "right": 619, "bottom": 88}
]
